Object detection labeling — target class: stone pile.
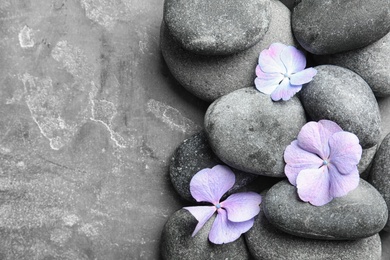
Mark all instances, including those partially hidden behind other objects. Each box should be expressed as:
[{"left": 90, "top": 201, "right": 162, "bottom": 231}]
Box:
[{"left": 159, "top": 0, "right": 390, "bottom": 259}]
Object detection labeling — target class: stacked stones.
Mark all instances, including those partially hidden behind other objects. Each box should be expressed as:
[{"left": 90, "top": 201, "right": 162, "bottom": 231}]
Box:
[{"left": 160, "top": 0, "right": 390, "bottom": 259}]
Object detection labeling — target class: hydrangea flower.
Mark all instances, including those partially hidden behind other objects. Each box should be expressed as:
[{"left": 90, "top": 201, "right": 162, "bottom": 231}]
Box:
[
  {"left": 284, "top": 120, "right": 362, "bottom": 206},
  {"left": 255, "top": 42, "right": 317, "bottom": 101},
  {"left": 183, "top": 165, "right": 262, "bottom": 244}
]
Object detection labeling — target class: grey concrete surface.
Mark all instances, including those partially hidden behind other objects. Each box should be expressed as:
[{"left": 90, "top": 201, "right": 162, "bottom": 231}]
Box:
[{"left": 0, "top": 0, "right": 389, "bottom": 259}]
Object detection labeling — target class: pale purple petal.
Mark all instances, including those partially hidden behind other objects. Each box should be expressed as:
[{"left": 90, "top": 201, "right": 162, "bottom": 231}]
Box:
[
  {"left": 289, "top": 68, "right": 317, "bottom": 85},
  {"left": 318, "top": 119, "right": 343, "bottom": 134},
  {"left": 328, "top": 131, "right": 362, "bottom": 174},
  {"left": 183, "top": 206, "right": 216, "bottom": 237},
  {"left": 259, "top": 43, "right": 287, "bottom": 74},
  {"left": 296, "top": 167, "right": 332, "bottom": 206},
  {"left": 328, "top": 164, "right": 359, "bottom": 198},
  {"left": 270, "top": 78, "right": 302, "bottom": 101},
  {"left": 255, "top": 66, "right": 284, "bottom": 95},
  {"left": 208, "top": 209, "right": 254, "bottom": 244},
  {"left": 284, "top": 140, "right": 323, "bottom": 185},
  {"left": 190, "top": 165, "right": 235, "bottom": 204},
  {"left": 297, "top": 121, "right": 336, "bottom": 159},
  {"left": 280, "top": 46, "right": 306, "bottom": 74},
  {"left": 220, "top": 192, "right": 262, "bottom": 222}
]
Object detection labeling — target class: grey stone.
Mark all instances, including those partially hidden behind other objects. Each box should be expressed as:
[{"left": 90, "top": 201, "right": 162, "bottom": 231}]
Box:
[
  {"left": 292, "top": 0, "right": 390, "bottom": 55},
  {"left": 263, "top": 180, "right": 388, "bottom": 240},
  {"left": 204, "top": 88, "right": 306, "bottom": 177},
  {"left": 245, "top": 208, "right": 382, "bottom": 260},
  {"left": 161, "top": 209, "right": 250, "bottom": 260},
  {"left": 169, "top": 131, "right": 258, "bottom": 202},
  {"left": 315, "top": 32, "right": 390, "bottom": 97},
  {"left": 163, "top": 0, "right": 270, "bottom": 55},
  {"left": 359, "top": 145, "right": 377, "bottom": 179},
  {"left": 369, "top": 132, "right": 390, "bottom": 231},
  {"left": 279, "top": 0, "right": 296, "bottom": 9},
  {"left": 300, "top": 65, "right": 381, "bottom": 149},
  {"left": 160, "top": 0, "right": 296, "bottom": 102}
]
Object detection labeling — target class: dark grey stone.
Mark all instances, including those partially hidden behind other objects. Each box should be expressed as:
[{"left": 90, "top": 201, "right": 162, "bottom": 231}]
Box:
[
  {"left": 300, "top": 65, "right": 381, "bottom": 149},
  {"left": 315, "top": 32, "right": 390, "bottom": 97},
  {"left": 160, "top": 0, "right": 296, "bottom": 102},
  {"left": 204, "top": 88, "right": 306, "bottom": 177},
  {"left": 279, "top": 0, "right": 296, "bottom": 9},
  {"left": 245, "top": 208, "right": 382, "bottom": 260},
  {"left": 163, "top": 0, "right": 270, "bottom": 55},
  {"left": 263, "top": 180, "right": 388, "bottom": 240},
  {"left": 292, "top": 0, "right": 390, "bottom": 55},
  {"left": 369, "top": 132, "right": 390, "bottom": 231},
  {"left": 169, "top": 131, "right": 258, "bottom": 202},
  {"left": 161, "top": 209, "right": 250, "bottom": 260}
]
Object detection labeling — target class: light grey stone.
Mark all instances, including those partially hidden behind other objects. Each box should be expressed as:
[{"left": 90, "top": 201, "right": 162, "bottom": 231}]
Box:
[
  {"left": 263, "top": 180, "right": 388, "bottom": 240},
  {"left": 300, "top": 65, "right": 381, "bottom": 149},
  {"left": 204, "top": 88, "right": 306, "bottom": 177},
  {"left": 163, "top": 0, "right": 271, "bottom": 55}
]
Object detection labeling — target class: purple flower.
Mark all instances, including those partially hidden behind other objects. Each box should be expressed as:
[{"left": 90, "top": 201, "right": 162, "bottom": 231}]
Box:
[
  {"left": 183, "top": 165, "right": 262, "bottom": 244},
  {"left": 255, "top": 43, "right": 317, "bottom": 101},
  {"left": 284, "top": 120, "right": 362, "bottom": 206}
]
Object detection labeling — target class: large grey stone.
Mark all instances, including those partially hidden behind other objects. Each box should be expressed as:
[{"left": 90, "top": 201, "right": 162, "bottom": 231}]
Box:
[
  {"left": 160, "top": 0, "right": 296, "bottom": 102},
  {"left": 161, "top": 209, "right": 250, "bottom": 260},
  {"left": 163, "top": 0, "right": 271, "bottom": 55},
  {"left": 315, "top": 32, "right": 390, "bottom": 97},
  {"left": 369, "top": 132, "right": 390, "bottom": 231},
  {"left": 245, "top": 208, "right": 382, "bottom": 260},
  {"left": 169, "top": 131, "right": 258, "bottom": 202},
  {"left": 300, "top": 65, "right": 381, "bottom": 149},
  {"left": 292, "top": 0, "right": 390, "bottom": 55},
  {"left": 204, "top": 88, "right": 306, "bottom": 177},
  {"left": 263, "top": 180, "right": 388, "bottom": 240}
]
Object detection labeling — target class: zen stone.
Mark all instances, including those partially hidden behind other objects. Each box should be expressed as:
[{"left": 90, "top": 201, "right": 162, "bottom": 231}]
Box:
[
  {"left": 300, "top": 65, "right": 381, "bottom": 149},
  {"left": 163, "top": 0, "right": 270, "bottom": 55},
  {"left": 161, "top": 0, "right": 296, "bottom": 102},
  {"left": 369, "top": 132, "right": 390, "bottom": 231},
  {"left": 292, "top": 0, "right": 390, "bottom": 55},
  {"left": 169, "top": 131, "right": 258, "bottom": 202},
  {"left": 245, "top": 209, "right": 382, "bottom": 260},
  {"left": 263, "top": 180, "right": 388, "bottom": 240},
  {"left": 315, "top": 31, "right": 390, "bottom": 97},
  {"left": 359, "top": 145, "right": 377, "bottom": 179},
  {"left": 204, "top": 88, "right": 306, "bottom": 177},
  {"left": 161, "top": 209, "right": 250, "bottom": 260}
]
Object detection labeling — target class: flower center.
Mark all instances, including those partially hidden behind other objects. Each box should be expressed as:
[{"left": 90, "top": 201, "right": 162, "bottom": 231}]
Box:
[
  {"left": 322, "top": 159, "right": 329, "bottom": 166},
  {"left": 215, "top": 203, "right": 221, "bottom": 209}
]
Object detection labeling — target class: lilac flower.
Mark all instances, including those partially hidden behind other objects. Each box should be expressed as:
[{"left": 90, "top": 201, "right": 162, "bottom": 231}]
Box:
[
  {"left": 184, "top": 165, "right": 262, "bottom": 244},
  {"left": 255, "top": 42, "right": 317, "bottom": 101},
  {"left": 284, "top": 120, "right": 362, "bottom": 206}
]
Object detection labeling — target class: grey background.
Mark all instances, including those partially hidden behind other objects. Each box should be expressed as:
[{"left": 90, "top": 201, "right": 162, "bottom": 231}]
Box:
[{"left": 0, "top": 0, "right": 389, "bottom": 259}]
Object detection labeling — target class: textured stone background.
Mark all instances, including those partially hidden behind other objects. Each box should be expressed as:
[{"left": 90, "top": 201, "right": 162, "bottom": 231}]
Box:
[{"left": 0, "top": 0, "right": 389, "bottom": 259}]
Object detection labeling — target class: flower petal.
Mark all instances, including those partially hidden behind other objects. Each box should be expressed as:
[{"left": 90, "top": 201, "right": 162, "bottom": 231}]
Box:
[
  {"left": 296, "top": 167, "right": 332, "bottom": 206},
  {"left": 328, "top": 164, "right": 359, "bottom": 198},
  {"left": 289, "top": 68, "right": 317, "bottom": 85},
  {"left": 220, "top": 192, "right": 262, "bottom": 222},
  {"left": 318, "top": 119, "right": 343, "bottom": 134},
  {"left": 208, "top": 209, "right": 254, "bottom": 244},
  {"left": 280, "top": 46, "right": 306, "bottom": 74},
  {"left": 255, "top": 65, "right": 284, "bottom": 95},
  {"left": 297, "top": 121, "right": 342, "bottom": 159},
  {"left": 258, "top": 43, "right": 287, "bottom": 74},
  {"left": 270, "top": 78, "right": 301, "bottom": 101},
  {"left": 284, "top": 140, "right": 323, "bottom": 186},
  {"left": 183, "top": 206, "right": 216, "bottom": 237},
  {"left": 190, "top": 165, "right": 235, "bottom": 204},
  {"left": 328, "top": 131, "right": 362, "bottom": 174}
]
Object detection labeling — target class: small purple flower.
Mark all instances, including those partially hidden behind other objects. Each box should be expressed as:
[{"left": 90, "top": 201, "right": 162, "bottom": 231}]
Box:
[
  {"left": 255, "top": 42, "right": 317, "bottom": 101},
  {"left": 284, "top": 120, "right": 362, "bottom": 206},
  {"left": 183, "top": 165, "right": 262, "bottom": 244}
]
